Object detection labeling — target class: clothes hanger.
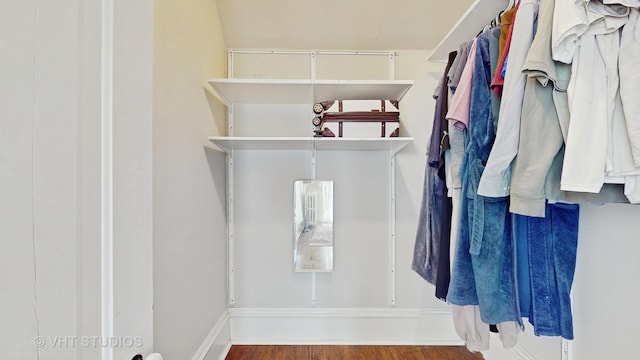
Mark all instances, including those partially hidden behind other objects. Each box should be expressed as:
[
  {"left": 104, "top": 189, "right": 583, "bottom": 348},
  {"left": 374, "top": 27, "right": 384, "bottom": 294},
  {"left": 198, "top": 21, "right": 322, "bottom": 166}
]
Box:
[
  {"left": 493, "top": 0, "right": 517, "bottom": 28},
  {"left": 490, "top": 0, "right": 516, "bottom": 30},
  {"left": 492, "top": 12, "right": 502, "bottom": 28},
  {"left": 478, "top": 0, "right": 515, "bottom": 36},
  {"left": 505, "top": 0, "right": 515, "bottom": 11}
]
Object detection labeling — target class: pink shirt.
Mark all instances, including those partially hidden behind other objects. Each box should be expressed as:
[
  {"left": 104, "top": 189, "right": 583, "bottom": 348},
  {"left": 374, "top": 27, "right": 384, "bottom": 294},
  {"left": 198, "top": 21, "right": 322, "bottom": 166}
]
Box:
[{"left": 446, "top": 38, "right": 478, "bottom": 130}]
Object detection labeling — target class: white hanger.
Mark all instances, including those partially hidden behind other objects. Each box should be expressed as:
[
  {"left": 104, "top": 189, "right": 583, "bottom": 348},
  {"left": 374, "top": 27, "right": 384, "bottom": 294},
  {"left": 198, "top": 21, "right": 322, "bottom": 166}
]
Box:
[
  {"left": 480, "top": 0, "right": 515, "bottom": 35},
  {"left": 494, "top": 0, "right": 516, "bottom": 27},
  {"left": 505, "top": 0, "right": 515, "bottom": 11}
]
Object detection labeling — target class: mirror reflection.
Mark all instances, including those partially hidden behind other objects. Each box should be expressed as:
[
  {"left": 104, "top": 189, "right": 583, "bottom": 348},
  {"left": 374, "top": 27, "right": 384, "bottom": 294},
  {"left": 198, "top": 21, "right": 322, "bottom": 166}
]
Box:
[{"left": 293, "top": 180, "right": 334, "bottom": 272}]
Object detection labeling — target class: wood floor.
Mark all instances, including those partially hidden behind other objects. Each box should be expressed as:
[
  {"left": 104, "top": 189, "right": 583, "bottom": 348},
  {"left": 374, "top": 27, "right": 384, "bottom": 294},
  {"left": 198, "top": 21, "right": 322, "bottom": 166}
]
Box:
[{"left": 225, "top": 345, "right": 484, "bottom": 360}]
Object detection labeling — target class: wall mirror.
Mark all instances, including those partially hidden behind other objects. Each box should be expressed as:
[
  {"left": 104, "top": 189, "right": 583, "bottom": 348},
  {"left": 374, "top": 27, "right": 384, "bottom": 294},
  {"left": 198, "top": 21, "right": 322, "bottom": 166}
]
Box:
[{"left": 293, "top": 180, "right": 334, "bottom": 272}]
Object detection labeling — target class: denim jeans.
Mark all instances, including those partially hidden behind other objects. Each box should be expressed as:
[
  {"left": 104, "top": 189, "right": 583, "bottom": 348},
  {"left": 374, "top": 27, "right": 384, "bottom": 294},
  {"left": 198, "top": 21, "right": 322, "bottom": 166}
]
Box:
[
  {"left": 447, "top": 192, "right": 521, "bottom": 325},
  {"left": 515, "top": 202, "right": 579, "bottom": 339}
]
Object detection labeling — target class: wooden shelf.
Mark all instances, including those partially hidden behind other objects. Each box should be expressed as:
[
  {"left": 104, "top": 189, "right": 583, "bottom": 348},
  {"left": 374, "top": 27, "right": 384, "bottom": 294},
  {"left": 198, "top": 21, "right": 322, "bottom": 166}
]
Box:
[
  {"left": 208, "top": 78, "right": 414, "bottom": 106},
  {"left": 208, "top": 136, "right": 414, "bottom": 156}
]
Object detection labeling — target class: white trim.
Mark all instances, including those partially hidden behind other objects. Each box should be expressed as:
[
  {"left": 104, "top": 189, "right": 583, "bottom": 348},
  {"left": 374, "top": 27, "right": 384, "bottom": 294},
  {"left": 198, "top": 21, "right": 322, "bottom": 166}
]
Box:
[
  {"left": 562, "top": 339, "right": 573, "bottom": 360},
  {"left": 191, "top": 310, "right": 232, "bottom": 360},
  {"left": 210, "top": 311, "right": 542, "bottom": 360},
  {"left": 100, "top": 0, "right": 114, "bottom": 359},
  {"left": 228, "top": 49, "right": 394, "bottom": 56},
  {"left": 512, "top": 344, "right": 538, "bottom": 360},
  {"left": 230, "top": 339, "right": 464, "bottom": 346},
  {"left": 217, "top": 343, "right": 232, "bottom": 360},
  {"left": 228, "top": 308, "right": 462, "bottom": 345},
  {"left": 317, "top": 50, "right": 391, "bottom": 56},
  {"left": 481, "top": 343, "right": 539, "bottom": 360},
  {"left": 229, "top": 307, "right": 453, "bottom": 318}
]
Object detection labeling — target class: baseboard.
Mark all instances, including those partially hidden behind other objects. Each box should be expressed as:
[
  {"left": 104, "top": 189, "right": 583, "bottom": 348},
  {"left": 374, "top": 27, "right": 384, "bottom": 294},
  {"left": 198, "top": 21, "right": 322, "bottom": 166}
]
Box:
[
  {"left": 190, "top": 308, "right": 545, "bottom": 359},
  {"left": 481, "top": 340, "right": 539, "bottom": 360},
  {"left": 191, "top": 310, "right": 231, "bottom": 360},
  {"left": 512, "top": 344, "right": 537, "bottom": 360},
  {"left": 228, "top": 307, "right": 464, "bottom": 345}
]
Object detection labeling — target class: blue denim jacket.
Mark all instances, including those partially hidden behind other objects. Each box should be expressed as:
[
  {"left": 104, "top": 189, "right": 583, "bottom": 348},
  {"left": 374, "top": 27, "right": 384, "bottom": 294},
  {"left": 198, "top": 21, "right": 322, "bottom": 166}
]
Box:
[{"left": 447, "top": 30, "right": 522, "bottom": 326}]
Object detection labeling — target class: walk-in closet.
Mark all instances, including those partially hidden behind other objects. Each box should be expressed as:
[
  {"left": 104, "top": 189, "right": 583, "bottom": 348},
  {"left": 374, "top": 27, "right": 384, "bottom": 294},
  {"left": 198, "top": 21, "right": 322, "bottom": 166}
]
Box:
[{"left": 3, "top": 1, "right": 639, "bottom": 360}]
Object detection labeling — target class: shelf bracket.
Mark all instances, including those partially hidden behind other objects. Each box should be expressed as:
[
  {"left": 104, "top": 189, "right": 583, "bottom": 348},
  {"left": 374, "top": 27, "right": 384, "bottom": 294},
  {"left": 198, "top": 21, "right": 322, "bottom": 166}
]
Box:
[
  {"left": 390, "top": 151, "right": 397, "bottom": 306},
  {"left": 311, "top": 51, "right": 317, "bottom": 81},
  {"left": 311, "top": 137, "right": 318, "bottom": 306},
  {"left": 228, "top": 49, "right": 234, "bottom": 79},
  {"left": 225, "top": 70, "right": 236, "bottom": 305},
  {"left": 311, "top": 137, "right": 317, "bottom": 180},
  {"left": 227, "top": 149, "right": 235, "bottom": 306},
  {"left": 389, "top": 52, "right": 396, "bottom": 80}
]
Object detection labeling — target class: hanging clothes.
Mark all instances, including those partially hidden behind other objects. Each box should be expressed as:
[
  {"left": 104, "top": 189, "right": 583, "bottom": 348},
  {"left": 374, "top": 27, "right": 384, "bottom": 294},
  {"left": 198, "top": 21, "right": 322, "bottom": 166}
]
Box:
[
  {"left": 448, "top": 40, "right": 474, "bottom": 94},
  {"left": 412, "top": 51, "right": 457, "bottom": 300},
  {"left": 560, "top": 2, "right": 629, "bottom": 193},
  {"left": 620, "top": 8, "right": 640, "bottom": 168},
  {"left": 446, "top": 28, "right": 521, "bottom": 327},
  {"left": 446, "top": 39, "right": 477, "bottom": 131},
  {"left": 517, "top": 203, "right": 579, "bottom": 339},
  {"left": 477, "top": 0, "right": 539, "bottom": 200},
  {"left": 550, "top": 0, "right": 640, "bottom": 203},
  {"left": 415, "top": 0, "right": 640, "bottom": 351},
  {"left": 508, "top": 0, "right": 565, "bottom": 217},
  {"left": 490, "top": 2, "right": 519, "bottom": 98}
]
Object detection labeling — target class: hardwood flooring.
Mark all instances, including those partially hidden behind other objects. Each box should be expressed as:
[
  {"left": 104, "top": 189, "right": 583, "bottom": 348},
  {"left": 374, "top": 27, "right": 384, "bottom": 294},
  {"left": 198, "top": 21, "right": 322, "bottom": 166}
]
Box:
[{"left": 225, "top": 345, "right": 484, "bottom": 360}]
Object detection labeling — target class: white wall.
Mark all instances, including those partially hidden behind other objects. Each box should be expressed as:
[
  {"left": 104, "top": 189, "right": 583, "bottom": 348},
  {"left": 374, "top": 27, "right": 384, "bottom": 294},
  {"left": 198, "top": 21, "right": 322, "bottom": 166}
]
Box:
[
  {"left": 571, "top": 204, "right": 640, "bottom": 360},
  {"left": 0, "top": 2, "right": 89, "bottom": 359},
  {"left": 227, "top": 51, "right": 459, "bottom": 343},
  {"left": 152, "top": 0, "right": 229, "bottom": 359},
  {"left": 0, "top": 1, "right": 154, "bottom": 359}
]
